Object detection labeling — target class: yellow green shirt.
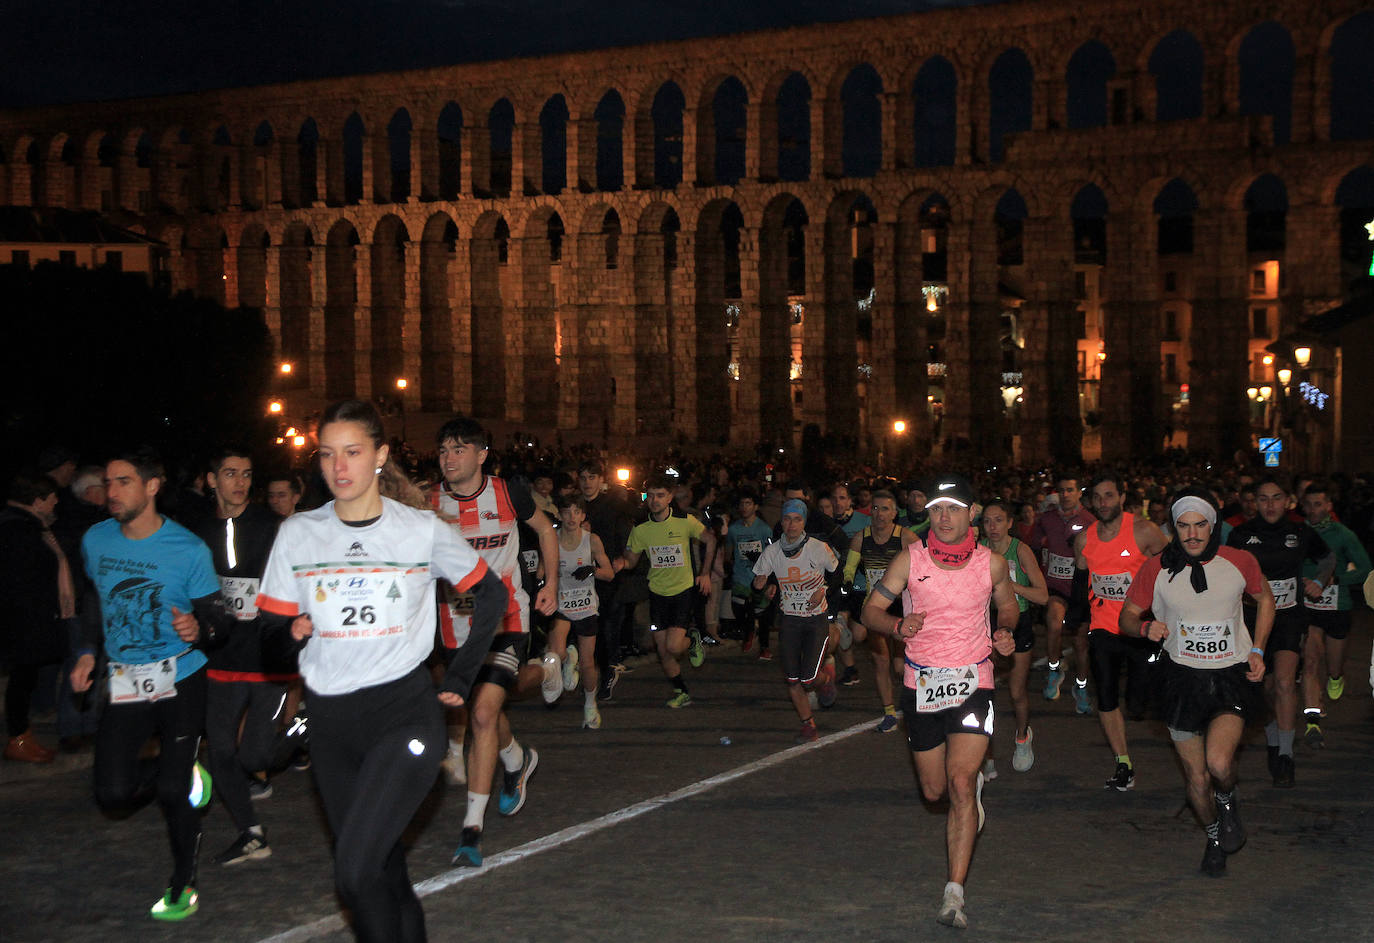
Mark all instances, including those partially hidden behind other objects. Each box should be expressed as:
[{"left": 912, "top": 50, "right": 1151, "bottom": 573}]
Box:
[{"left": 628, "top": 512, "right": 705, "bottom": 597}]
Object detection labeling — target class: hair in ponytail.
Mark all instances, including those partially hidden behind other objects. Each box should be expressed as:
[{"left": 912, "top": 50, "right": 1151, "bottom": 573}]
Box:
[{"left": 318, "top": 399, "right": 429, "bottom": 510}]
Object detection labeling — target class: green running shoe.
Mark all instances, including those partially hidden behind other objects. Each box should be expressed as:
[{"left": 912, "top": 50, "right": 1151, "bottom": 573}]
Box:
[
  {"left": 666, "top": 690, "right": 692, "bottom": 709},
  {"left": 189, "top": 761, "right": 212, "bottom": 809},
  {"left": 688, "top": 632, "right": 704, "bottom": 668},
  {"left": 1327, "top": 676, "right": 1345, "bottom": 701},
  {"left": 150, "top": 886, "right": 199, "bottom": 921}
]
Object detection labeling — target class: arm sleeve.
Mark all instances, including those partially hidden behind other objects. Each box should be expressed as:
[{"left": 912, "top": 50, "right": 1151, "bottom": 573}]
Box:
[
  {"left": 843, "top": 549, "right": 861, "bottom": 583},
  {"left": 438, "top": 568, "right": 507, "bottom": 699},
  {"left": 257, "top": 526, "right": 302, "bottom": 618}
]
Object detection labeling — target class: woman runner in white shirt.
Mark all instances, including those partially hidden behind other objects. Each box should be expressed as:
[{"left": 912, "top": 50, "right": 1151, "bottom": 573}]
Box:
[{"left": 257, "top": 400, "right": 507, "bottom": 943}]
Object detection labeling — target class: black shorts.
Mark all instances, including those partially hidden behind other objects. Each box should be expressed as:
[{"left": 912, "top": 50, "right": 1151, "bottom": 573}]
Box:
[
  {"left": 1159, "top": 656, "right": 1263, "bottom": 736},
  {"left": 560, "top": 615, "right": 599, "bottom": 639},
  {"left": 1048, "top": 591, "right": 1089, "bottom": 631},
  {"left": 901, "top": 686, "right": 994, "bottom": 753},
  {"left": 649, "top": 589, "right": 695, "bottom": 632},
  {"left": 1257, "top": 608, "right": 1306, "bottom": 656},
  {"left": 1088, "top": 629, "right": 1153, "bottom": 714},
  {"left": 1012, "top": 609, "right": 1035, "bottom": 653},
  {"left": 474, "top": 631, "right": 530, "bottom": 691},
  {"left": 1308, "top": 609, "right": 1352, "bottom": 641},
  {"left": 777, "top": 614, "right": 830, "bottom": 684}
]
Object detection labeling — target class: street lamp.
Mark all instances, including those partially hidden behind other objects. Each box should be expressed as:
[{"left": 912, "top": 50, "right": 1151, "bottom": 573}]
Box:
[
  {"left": 616, "top": 467, "right": 631, "bottom": 483},
  {"left": 279, "top": 362, "right": 293, "bottom": 375},
  {"left": 268, "top": 400, "right": 283, "bottom": 414},
  {"left": 1294, "top": 346, "right": 1311, "bottom": 368},
  {"left": 892, "top": 419, "right": 907, "bottom": 434},
  {"left": 1277, "top": 368, "right": 1292, "bottom": 386}
]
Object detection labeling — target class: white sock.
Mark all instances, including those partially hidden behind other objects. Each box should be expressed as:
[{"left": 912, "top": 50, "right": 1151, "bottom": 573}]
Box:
[
  {"left": 447, "top": 739, "right": 464, "bottom": 758},
  {"left": 499, "top": 739, "right": 524, "bottom": 772},
  {"left": 944, "top": 881, "right": 964, "bottom": 902},
  {"left": 584, "top": 690, "right": 597, "bottom": 708},
  {"left": 464, "top": 792, "right": 489, "bottom": 830},
  {"left": 247, "top": 824, "right": 264, "bottom": 838}
]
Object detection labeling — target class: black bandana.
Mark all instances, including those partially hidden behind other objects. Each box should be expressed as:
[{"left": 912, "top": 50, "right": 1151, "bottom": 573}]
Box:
[{"left": 1160, "top": 487, "right": 1221, "bottom": 593}]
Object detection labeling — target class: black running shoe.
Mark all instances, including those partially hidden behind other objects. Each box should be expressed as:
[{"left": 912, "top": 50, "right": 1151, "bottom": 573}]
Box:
[
  {"left": 1273, "top": 754, "right": 1295, "bottom": 788},
  {"left": 215, "top": 831, "right": 271, "bottom": 866},
  {"left": 1200, "top": 837, "right": 1226, "bottom": 877},
  {"left": 1266, "top": 745, "right": 1279, "bottom": 781},
  {"left": 1215, "top": 795, "right": 1246, "bottom": 854},
  {"left": 1104, "top": 761, "right": 1134, "bottom": 792}
]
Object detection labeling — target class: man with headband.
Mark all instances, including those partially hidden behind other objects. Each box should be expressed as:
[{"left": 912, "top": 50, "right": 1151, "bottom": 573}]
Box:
[
  {"left": 751, "top": 498, "right": 840, "bottom": 742},
  {"left": 1120, "top": 487, "right": 1273, "bottom": 877},
  {"left": 863, "top": 474, "right": 1017, "bottom": 929}
]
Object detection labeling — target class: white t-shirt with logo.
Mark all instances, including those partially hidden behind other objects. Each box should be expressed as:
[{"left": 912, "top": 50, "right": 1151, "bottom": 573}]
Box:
[{"left": 258, "top": 497, "right": 487, "bottom": 696}]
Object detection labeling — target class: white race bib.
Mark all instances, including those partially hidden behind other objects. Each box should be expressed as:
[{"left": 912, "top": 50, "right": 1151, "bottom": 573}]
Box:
[
  {"left": 1309, "top": 583, "right": 1339, "bottom": 612},
  {"left": 779, "top": 582, "right": 817, "bottom": 615},
  {"left": 1045, "top": 552, "right": 1075, "bottom": 581},
  {"left": 313, "top": 575, "right": 409, "bottom": 643},
  {"left": 649, "top": 544, "right": 685, "bottom": 569},
  {"left": 915, "top": 664, "right": 980, "bottom": 713},
  {"left": 109, "top": 656, "right": 178, "bottom": 704},
  {"left": 521, "top": 549, "right": 539, "bottom": 574},
  {"left": 1175, "top": 620, "right": 1236, "bottom": 668},
  {"left": 559, "top": 587, "right": 596, "bottom": 616},
  {"left": 736, "top": 539, "right": 762, "bottom": 557},
  {"left": 220, "top": 576, "right": 260, "bottom": 621},
  {"left": 865, "top": 567, "right": 887, "bottom": 590},
  {"left": 1268, "top": 577, "right": 1296, "bottom": 610},
  {"left": 1090, "top": 571, "right": 1131, "bottom": 601}
]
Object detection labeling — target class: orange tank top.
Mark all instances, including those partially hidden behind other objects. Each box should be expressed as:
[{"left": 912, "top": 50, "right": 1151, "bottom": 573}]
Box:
[{"left": 1081, "top": 512, "right": 1146, "bottom": 635}]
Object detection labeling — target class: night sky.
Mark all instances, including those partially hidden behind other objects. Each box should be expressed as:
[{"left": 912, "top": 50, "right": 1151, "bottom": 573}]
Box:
[{"left": 0, "top": 0, "right": 997, "bottom": 109}]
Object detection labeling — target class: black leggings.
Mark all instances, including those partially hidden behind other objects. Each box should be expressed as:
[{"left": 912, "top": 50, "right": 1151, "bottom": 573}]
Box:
[
  {"left": 205, "top": 679, "right": 287, "bottom": 832},
  {"left": 731, "top": 598, "right": 775, "bottom": 650},
  {"left": 309, "top": 665, "right": 444, "bottom": 943},
  {"left": 93, "top": 668, "right": 207, "bottom": 894},
  {"left": 6, "top": 660, "right": 59, "bottom": 736}
]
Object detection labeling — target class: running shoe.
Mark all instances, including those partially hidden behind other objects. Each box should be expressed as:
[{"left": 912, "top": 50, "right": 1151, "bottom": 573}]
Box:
[
  {"left": 757, "top": 648, "right": 773, "bottom": 662},
  {"left": 936, "top": 885, "right": 967, "bottom": 929},
  {"left": 440, "top": 746, "right": 467, "bottom": 786},
  {"left": 189, "top": 762, "right": 213, "bottom": 809},
  {"left": 975, "top": 770, "right": 986, "bottom": 833},
  {"left": 150, "top": 886, "right": 199, "bottom": 921},
  {"left": 290, "top": 749, "right": 311, "bottom": 773},
  {"left": 610, "top": 661, "right": 631, "bottom": 674},
  {"left": 875, "top": 714, "right": 899, "bottom": 734},
  {"left": 1072, "top": 682, "right": 1092, "bottom": 715},
  {"left": 1012, "top": 726, "right": 1035, "bottom": 772},
  {"left": 688, "top": 632, "right": 705, "bottom": 668},
  {"left": 216, "top": 831, "right": 272, "bottom": 866},
  {"left": 1327, "top": 676, "right": 1345, "bottom": 701},
  {"left": 839, "top": 665, "right": 861, "bottom": 687},
  {"left": 702, "top": 634, "right": 721, "bottom": 647},
  {"left": 795, "top": 722, "right": 819, "bottom": 744},
  {"left": 248, "top": 776, "right": 273, "bottom": 801},
  {"left": 816, "top": 667, "right": 838, "bottom": 709},
  {"left": 1215, "top": 793, "right": 1246, "bottom": 854},
  {"left": 1266, "top": 745, "right": 1280, "bottom": 781},
  {"left": 666, "top": 690, "right": 692, "bottom": 709},
  {"left": 983, "top": 758, "right": 998, "bottom": 782},
  {"left": 1304, "top": 722, "right": 1325, "bottom": 749},
  {"left": 1273, "top": 753, "right": 1295, "bottom": 788},
  {"left": 1043, "top": 668, "right": 1064, "bottom": 701},
  {"left": 497, "top": 747, "right": 539, "bottom": 816},
  {"left": 1200, "top": 837, "right": 1226, "bottom": 877},
  {"left": 452, "top": 827, "right": 482, "bottom": 867},
  {"left": 598, "top": 665, "right": 623, "bottom": 702},
  {"left": 540, "top": 652, "right": 562, "bottom": 704},
  {"left": 583, "top": 701, "right": 602, "bottom": 730},
  {"left": 1104, "top": 761, "right": 1134, "bottom": 792},
  {"left": 562, "top": 650, "right": 579, "bottom": 693},
  {"left": 742, "top": 630, "right": 755, "bottom": 653}
]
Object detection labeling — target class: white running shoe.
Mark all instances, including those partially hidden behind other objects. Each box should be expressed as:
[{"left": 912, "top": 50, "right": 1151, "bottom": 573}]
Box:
[
  {"left": 937, "top": 883, "right": 967, "bottom": 929},
  {"left": 540, "top": 652, "right": 562, "bottom": 705},
  {"left": 1012, "top": 726, "right": 1035, "bottom": 773},
  {"left": 562, "top": 650, "right": 580, "bottom": 693},
  {"left": 440, "top": 747, "right": 467, "bottom": 786},
  {"left": 975, "top": 771, "right": 985, "bottom": 833},
  {"left": 583, "top": 701, "right": 602, "bottom": 730},
  {"left": 982, "top": 758, "right": 998, "bottom": 782}
]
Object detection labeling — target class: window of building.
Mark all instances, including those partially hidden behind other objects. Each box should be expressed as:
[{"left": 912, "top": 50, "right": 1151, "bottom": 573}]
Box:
[
  {"left": 103, "top": 251, "right": 123, "bottom": 271},
  {"left": 1077, "top": 349, "right": 1087, "bottom": 378},
  {"left": 1251, "top": 269, "right": 1266, "bottom": 294},
  {"left": 1165, "top": 352, "right": 1177, "bottom": 383},
  {"left": 1163, "top": 308, "right": 1178, "bottom": 339},
  {"left": 1251, "top": 306, "right": 1268, "bottom": 337},
  {"left": 1075, "top": 309, "right": 1087, "bottom": 339},
  {"left": 1164, "top": 270, "right": 1177, "bottom": 293},
  {"left": 1075, "top": 271, "right": 1088, "bottom": 300},
  {"left": 10, "top": 250, "right": 30, "bottom": 267}
]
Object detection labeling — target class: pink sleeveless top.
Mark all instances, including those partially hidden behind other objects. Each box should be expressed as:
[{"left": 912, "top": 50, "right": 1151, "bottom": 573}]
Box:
[{"left": 903, "top": 541, "right": 994, "bottom": 689}]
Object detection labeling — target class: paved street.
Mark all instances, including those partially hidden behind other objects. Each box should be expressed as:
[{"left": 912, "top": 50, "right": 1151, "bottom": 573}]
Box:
[{"left": 4, "top": 614, "right": 1373, "bottom": 942}]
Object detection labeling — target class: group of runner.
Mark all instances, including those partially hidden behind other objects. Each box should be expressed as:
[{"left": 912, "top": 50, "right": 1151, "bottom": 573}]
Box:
[{"left": 22, "top": 419, "right": 1373, "bottom": 937}]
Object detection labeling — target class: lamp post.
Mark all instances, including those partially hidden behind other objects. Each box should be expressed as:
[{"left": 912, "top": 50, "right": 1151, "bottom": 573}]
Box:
[{"left": 395, "top": 377, "right": 409, "bottom": 443}]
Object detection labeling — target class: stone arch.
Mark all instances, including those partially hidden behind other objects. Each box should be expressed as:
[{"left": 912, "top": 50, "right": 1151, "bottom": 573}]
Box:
[
  {"left": 386, "top": 107, "right": 412, "bottom": 202},
  {"left": 995, "top": 188, "right": 1029, "bottom": 267},
  {"left": 694, "top": 198, "right": 745, "bottom": 441},
  {"left": 820, "top": 190, "right": 878, "bottom": 440},
  {"left": 324, "top": 218, "right": 361, "bottom": 399},
  {"left": 909, "top": 55, "right": 957, "bottom": 169},
  {"left": 188, "top": 222, "right": 228, "bottom": 306},
  {"left": 1147, "top": 29, "right": 1205, "bottom": 122},
  {"left": 757, "top": 192, "right": 809, "bottom": 439},
  {"left": 632, "top": 201, "right": 681, "bottom": 435},
  {"left": 436, "top": 101, "right": 463, "bottom": 200},
  {"left": 521, "top": 206, "right": 563, "bottom": 420},
  {"left": 988, "top": 47, "right": 1033, "bottom": 162},
  {"left": 1070, "top": 183, "right": 1109, "bottom": 264},
  {"left": 591, "top": 89, "right": 626, "bottom": 192},
  {"left": 342, "top": 112, "right": 364, "bottom": 205},
  {"left": 1328, "top": 11, "right": 1374, "bottom": 141},
  {"left": 1153, "top": 177, "right": 1200, "bottom": 255},
  {"left": 539, "top": 94, "right": 569, "bottom": 195},
  {"left": 696, "top": 74, "right": 747, "bottom": 187},
  {"left": 1066, "top": 41, "right": 1116, "bottom": 130},
  {"left": 419, "top": 211, "right": 460, "bottom": 411},
  {"left": 279, "top": 221, "right": 315, "bottom": 388},
  {"left": 370, "top": 214, "right": 410, "bottom": 396},
  {"left": 641, "top": 80, "right": 686, "bottom": 189},
  {"left": 1332, "top": 166, "right": 1374, "bottom": 289},
  {"left": 292, "top": 117, "right": 320, "bottom": 208},
  {"left": 470, "top": 210, "right": 509, "bottom": 419},
  {"left": 1231, "top": 21, "right": 1294, "bottom": 145},
  {"left": 486, "top": 98, "right": 515, "bottom": 197},
  {"left": 237, "top": 222, "right": 270, "bottom": 310},
  {"left": 829, "top": 62, "right": 882, "bottom": 179},
  {"left": 1232, "top": 172, "right": 1288, "bottom": 254}
]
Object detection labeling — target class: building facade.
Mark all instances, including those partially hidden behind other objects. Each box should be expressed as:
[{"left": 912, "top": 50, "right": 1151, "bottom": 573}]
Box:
[{"left": 2, "top": 0, "right": 1372, "bottom": 463}]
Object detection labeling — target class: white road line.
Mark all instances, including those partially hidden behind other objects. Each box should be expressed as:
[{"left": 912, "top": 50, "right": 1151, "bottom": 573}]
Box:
[{"left": 256, "top": 719, "right": 874, "bottom": 943}]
